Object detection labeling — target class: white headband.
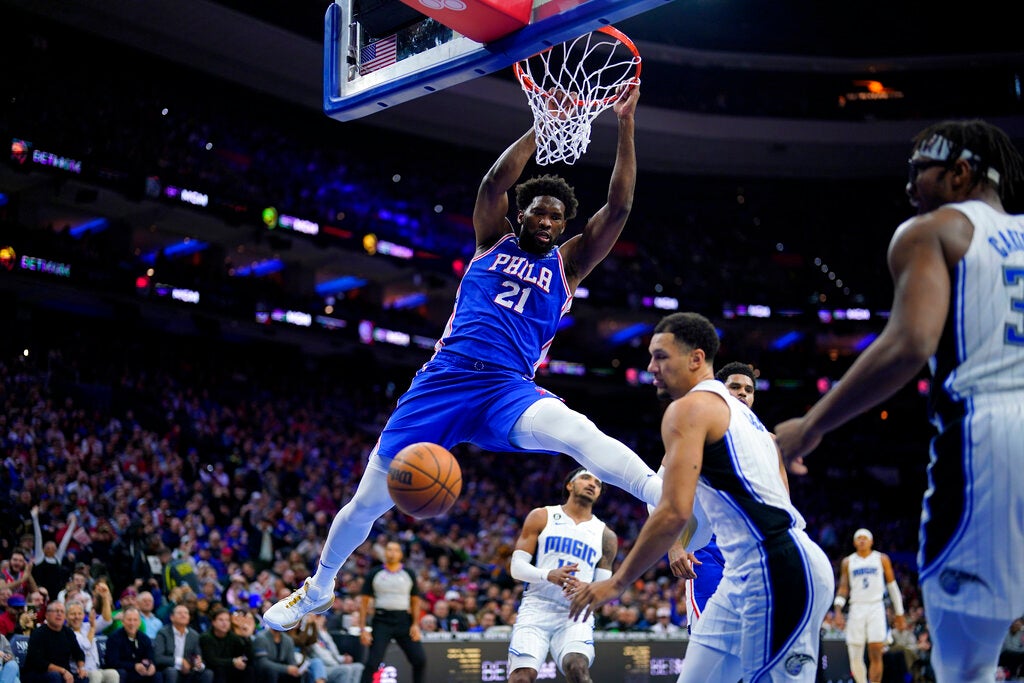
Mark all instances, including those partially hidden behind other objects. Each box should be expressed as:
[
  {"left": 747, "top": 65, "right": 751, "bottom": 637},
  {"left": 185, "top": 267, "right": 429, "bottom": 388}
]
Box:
[
  {"left": 912, "top": 133, "right": 1001, "bottom": 185},
  {"left": 853, "top": 528, "right": 873, "bottom": 541},
  {"left": 570, "top": 470, "right": 602, "bottom": 485}
]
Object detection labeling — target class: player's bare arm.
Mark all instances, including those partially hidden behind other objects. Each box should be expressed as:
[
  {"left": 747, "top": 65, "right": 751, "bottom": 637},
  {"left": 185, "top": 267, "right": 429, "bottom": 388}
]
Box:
[
  {"left": 473, "top": 129, "right": 538, "bottom": 251},
  {"left": 560, "top": 85, "right": 638, "bottom": 290},
  {"left": 833, "top": 556, "right": 850, "bottom": 629},
  {"left": 775, "top": 211, "right": 961, "bottom": 463},
  {"left": 598, "top": 526, "right": 618, "bottom": 572},
  {"left": 569, "top": 392, "right": 721, "bottom": 620}
]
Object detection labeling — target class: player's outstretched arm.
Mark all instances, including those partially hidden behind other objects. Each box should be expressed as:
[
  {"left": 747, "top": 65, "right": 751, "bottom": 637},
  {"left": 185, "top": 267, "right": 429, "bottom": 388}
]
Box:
[
  {"left": 473, "top": 129, "right": 537, "bottom": 252},
  {"left": 561, "top": 85, "right": 638, "bottom": 287}
]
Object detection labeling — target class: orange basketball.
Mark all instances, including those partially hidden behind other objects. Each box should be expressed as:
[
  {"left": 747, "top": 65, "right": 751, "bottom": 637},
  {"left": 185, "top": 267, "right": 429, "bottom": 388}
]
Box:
[{"left": 387, "top": 442, "right": 462, "bottom": 519}]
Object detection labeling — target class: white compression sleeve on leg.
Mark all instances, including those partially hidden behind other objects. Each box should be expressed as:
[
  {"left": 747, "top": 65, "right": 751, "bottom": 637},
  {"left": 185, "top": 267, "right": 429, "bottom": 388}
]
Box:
[
  {"left": 313, "top": 447, "right": 395, "bottom": 590},
  {"left": 886, "top": 580, "right": 905, "bottom": 616},
  {"left": 510, "top": 550, "right": 549, "bottom": 585},
  {"left": 847, "top": 643, "right": 867, "bottom": 683},
  {"left": 510, "top": 398, "right": 663, "bottom": 507}
]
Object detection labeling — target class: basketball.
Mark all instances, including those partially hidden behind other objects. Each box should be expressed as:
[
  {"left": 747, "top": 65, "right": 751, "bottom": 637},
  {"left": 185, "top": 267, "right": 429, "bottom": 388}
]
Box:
[{"left": 387, "top": 442, "right": 462, "bottom": 519}]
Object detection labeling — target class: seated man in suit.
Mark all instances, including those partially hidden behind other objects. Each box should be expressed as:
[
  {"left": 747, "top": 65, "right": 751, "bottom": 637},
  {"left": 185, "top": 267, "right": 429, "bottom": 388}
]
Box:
[{"left": 154, "top": 606, "right": 210, "bottom": 683}]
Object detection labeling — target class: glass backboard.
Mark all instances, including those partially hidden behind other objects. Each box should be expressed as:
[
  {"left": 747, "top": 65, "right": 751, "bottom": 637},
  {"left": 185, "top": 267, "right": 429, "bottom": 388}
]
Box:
[{"left": 324, "top": 0, "right": 673, "bottom": 121}]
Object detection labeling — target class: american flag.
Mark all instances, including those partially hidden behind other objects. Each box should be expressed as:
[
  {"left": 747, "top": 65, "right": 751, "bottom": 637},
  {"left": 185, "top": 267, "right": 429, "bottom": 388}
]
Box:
[{"left": 359, "top": 35, "right": 398, "bottom": 75}]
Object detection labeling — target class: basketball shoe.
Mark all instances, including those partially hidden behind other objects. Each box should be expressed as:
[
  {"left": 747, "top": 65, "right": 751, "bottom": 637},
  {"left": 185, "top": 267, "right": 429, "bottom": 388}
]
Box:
[{"left": 262, "top": 579, "right": 335, "bottom": 631}]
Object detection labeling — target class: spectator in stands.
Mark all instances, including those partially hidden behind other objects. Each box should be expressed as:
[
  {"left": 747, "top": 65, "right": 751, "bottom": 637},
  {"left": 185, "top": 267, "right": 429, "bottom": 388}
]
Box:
[
  {"left": 153, "top": 605, "right": 210, "bottom": 683},
  {"left": 103, "top": 607, "right": 160, "bottom": 683},
  {"left": 23, "top": 601, "right": 86, "bottom": 683},
  {"left": 417, "top": 615, "right": 438, "bottom": 634},
  {"left": 2, "top": 550, "right": 37, "bottom": 596},
  {"left": 18, "top": 610, "right": 40, "bottom": 637},
  {"left": 89, "top": 584, "right": 114, "bottom": 635},
  {"left": 649, "top": 605, "right": 680, "bottom": 635},
  {"left": 59, "top": 573, "right": 94, "bottom": 614},
  {"left": 65, "top": 600, "right": 118, "bottom": 683},
  {"left": 160, "top": 547, "right": 199, "bottom": 597},
  {"left": 251, "top": 627, "right": 299, "bottom": 683},
  {"left": 31, "top": 508, "right": 78, "bottom": 598},
  {"left": 228, "top": 612, "right": 257, "bottom": 643},
  {"left": 999, "top": 618, "right": 1024, "bottom": 681},
  {"left": 31, "top": 589, "right": 53, "bottom": 622},
  {"left": 199, "top": 608, "right": 252, "bottom": 683},
  {"left": 0, "top": 633, "right": 19, "bottom": 683},
  {"left": 603, "top": 605, "right": 647, "bottom": 633},
  {"left": 104, "top": 589, "right": 139, "bottom": 636},
  {"left": 0, "top": 595, "right": 25, "bottom": 638},
  {"left": 137, "top": 594, "right": 162, "bottom": 637},
  {"left": 303, "top": 614, "right": 362, "bottom": 683},
  {"left": 428, "top": 600, "right": 458, "bottom": 633}
]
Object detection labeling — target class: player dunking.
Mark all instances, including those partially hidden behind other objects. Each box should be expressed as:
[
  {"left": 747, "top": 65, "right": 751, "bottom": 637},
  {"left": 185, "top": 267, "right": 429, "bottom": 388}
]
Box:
[
  {"left": 833, "top": 528, "right": 906, "bottom": 683},
  {"left": 264, "top": 85, "right": 662, "bottom": 631},
  {"left": 570, "top": 313, "right": 833, "bottom": 683},
  {"left": 775, "top": 120, "right": 1024, "bottom": 683},
  {"left": 507, "top": 468, "right": 616, "bottom": 683}
]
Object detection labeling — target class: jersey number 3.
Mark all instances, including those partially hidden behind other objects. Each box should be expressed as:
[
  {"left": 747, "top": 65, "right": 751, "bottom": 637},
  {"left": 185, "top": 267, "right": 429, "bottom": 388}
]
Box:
[
  {"left": 1004, "top": 266, "right": 1024, "bottom": 345},
  {"left": 495, "top": 280, "right": 532, "bottom": 314}
]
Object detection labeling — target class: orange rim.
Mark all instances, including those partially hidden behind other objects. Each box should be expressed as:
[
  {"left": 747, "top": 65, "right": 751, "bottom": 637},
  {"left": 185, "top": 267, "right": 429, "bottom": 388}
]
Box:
[{"left": 513, "top": 25, "right": 641, "bottom": 107}]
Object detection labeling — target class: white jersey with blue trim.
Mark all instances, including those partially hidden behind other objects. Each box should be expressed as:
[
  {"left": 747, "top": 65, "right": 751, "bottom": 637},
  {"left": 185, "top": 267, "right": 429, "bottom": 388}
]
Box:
[
  {"left": 433, "top": 233, "right": 572, "bottom": 378},
  {"left": 928, "top": 200, "right": 1024, "bottom": 427},
  {"left": 847, "top": 550, "right": 885, "bottom": 607},
  {"left": 523, "top": 505, "right": 605, "bottom": 608},
  {"left": 690, "top": 379, "right": 806, "bottom": 570}
]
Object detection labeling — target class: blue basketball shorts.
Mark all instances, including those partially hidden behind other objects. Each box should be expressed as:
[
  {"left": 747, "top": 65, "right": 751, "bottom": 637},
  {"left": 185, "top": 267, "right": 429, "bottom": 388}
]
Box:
[{"left": 376, "top": 350, "right": 563, "bottom": 460}]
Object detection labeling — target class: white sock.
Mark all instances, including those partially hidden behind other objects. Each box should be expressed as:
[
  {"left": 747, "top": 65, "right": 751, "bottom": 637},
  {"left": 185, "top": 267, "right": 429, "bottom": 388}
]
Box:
[{"left": 510, "top": 398, "right": 662, "bottom": 507}]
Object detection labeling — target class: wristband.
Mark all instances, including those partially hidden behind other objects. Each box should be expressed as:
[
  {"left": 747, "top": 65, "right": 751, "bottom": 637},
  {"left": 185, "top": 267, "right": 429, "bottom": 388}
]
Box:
[{"left": 833, "top": 595, "right": 846, "bottom": 610}]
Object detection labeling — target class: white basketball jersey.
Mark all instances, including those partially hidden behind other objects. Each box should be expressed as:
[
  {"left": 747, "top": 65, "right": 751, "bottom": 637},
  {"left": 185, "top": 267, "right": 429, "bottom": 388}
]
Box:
[
  {"left": 523, "top": 505, "right": 605, "bottom": 606},
  {"left": 690, "top": 380, "right": 806, "bottom": 570},
  {"left": 847, "top": 550, "right": 885, "bottom": 607},
  {"left": 928, "top": 200, "right": 1024, "bottom": 429}
]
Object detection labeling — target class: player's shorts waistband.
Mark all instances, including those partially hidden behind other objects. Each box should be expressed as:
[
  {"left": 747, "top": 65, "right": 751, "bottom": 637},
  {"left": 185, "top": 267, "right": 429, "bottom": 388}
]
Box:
[{"left": 433, "top": 349, "right": 520, "bottom": 374}]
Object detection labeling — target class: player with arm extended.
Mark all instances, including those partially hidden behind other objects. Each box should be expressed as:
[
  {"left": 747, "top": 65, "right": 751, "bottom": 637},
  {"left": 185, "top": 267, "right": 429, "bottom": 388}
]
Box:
[
  {"left": 264, "top": 85, "right": 663, "bottom": 632},
  {"left": 775, "top": 120, "right": 1024, "bottom": 683},
  {"left": 570, "top": 313, "right": 833, "bottom": 683},
  {"left": 507, "top": 468, "right": 617, "bottom": 683}
]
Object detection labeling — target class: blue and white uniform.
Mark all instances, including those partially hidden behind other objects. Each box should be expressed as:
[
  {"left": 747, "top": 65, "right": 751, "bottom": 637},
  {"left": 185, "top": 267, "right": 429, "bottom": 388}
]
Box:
[
  {"left": 844, "top": 550, "right": 888, "bottom": 646},
  {"left": 509, "top": 505, "right": 605, "bottom": 674},
  {"left": 921, "top": 200, "right": 1024, "bottom": 621},
  {"left": 378, "top": 233, "right": 571, "bottom": 458},
  {"left": 680, "top": 380, "right": 833, "bottom": 683}
]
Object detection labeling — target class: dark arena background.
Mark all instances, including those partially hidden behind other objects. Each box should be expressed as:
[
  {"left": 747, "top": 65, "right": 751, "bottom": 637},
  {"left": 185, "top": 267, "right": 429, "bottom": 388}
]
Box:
[{"left": 2, "top": 1, "right": 1023, "bottom": 682}]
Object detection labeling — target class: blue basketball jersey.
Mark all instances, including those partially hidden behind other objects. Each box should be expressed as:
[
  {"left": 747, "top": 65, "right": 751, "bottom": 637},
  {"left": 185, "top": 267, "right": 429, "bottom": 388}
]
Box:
[{"left": 434, "top": 233, "right": 572, "bottom": 378}]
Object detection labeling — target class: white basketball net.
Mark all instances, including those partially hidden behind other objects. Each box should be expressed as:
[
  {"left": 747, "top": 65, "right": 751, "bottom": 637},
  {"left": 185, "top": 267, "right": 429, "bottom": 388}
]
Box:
[{"left": 515, "top": 27, "right": 641, "bottom": 166}]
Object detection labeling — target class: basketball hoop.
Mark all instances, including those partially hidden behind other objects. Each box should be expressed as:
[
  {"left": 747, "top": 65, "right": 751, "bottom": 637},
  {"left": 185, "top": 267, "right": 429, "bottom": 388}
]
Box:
[{"left": 514, "top": 25, "right": 641, "bottom": 165}]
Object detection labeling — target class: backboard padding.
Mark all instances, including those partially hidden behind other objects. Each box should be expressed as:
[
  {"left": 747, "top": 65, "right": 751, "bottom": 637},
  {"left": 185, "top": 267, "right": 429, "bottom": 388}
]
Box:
[{"left": 324, "top": 0, "right": 675, "bottom": 122}]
